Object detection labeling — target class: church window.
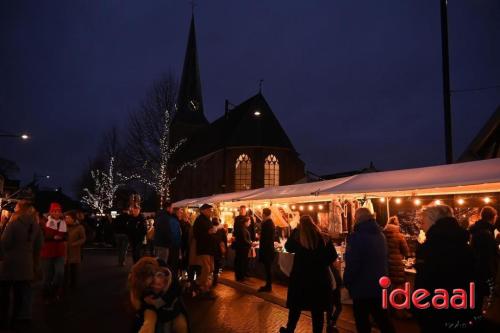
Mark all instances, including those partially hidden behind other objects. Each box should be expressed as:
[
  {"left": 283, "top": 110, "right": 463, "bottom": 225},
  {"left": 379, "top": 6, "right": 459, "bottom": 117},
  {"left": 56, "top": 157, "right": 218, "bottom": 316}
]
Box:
[
  {"left": 264, "top": 154, "right": 279, "bottom": 187},
  {"left": 235, "top": 154, "right": 252, "bottom": 191}
]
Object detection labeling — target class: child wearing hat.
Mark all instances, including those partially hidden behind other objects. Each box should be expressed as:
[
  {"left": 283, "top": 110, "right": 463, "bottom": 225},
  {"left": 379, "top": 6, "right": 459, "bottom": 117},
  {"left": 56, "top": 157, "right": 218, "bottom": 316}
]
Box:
[{"left": 40, "top": 202, "right": 67, "bottom": 302}]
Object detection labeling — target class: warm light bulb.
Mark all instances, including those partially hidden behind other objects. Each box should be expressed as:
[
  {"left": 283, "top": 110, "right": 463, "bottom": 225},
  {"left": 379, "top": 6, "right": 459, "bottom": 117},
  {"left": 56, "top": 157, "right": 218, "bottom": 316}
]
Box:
[
  {"left": 483, "top": 197, "right": 491, "bottom": 204},
  {"left": 457, "top": 199, "right": 465, "bottom": 205},
  {"left": 291, "top": 205, "right": 296, "bottom": 210},
  {"left": 254, "top": 110, "right": 261, "bottom": 116},
  {"left": 395, "top": 198, "right": 402, "bottom": 204},
  {"left": 414, "top": 199, "right": 421, "bottom": 206},
  {"left": 435, "top": 200, "right": 441, "bottom": 205},
  {"left": 299, "top": 205, "right": 304, "bottom": 211},
  {"left": 379, "top": 197, "right": 386, "bottom": 203},
  {"left": 308, "top": 205, "right": 314, "bottom": 211},
  {"left": 318, "top": 205, "right": 324, "bottom": 210}
]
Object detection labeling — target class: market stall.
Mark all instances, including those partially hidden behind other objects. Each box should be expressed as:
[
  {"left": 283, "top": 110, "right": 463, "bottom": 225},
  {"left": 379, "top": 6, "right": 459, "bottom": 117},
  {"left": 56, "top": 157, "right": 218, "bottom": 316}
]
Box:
[{"left": 174, "top": 158, "right": 500, "bottom": 280}]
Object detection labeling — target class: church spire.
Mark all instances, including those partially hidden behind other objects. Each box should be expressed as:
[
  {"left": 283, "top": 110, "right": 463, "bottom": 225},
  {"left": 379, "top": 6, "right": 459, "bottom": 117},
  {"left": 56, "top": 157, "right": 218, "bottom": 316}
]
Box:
[{"left": 175, "top": 13, "right": 208, "bottom": 124}]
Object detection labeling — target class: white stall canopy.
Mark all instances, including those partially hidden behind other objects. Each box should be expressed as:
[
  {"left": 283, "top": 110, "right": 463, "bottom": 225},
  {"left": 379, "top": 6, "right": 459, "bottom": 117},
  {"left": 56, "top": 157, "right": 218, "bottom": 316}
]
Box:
[
  {"left": 173, "top": 158, "right": 500, "bottom": 207},
  {"left": 320, "top": 158, "right": 500, "bottom": 197},
  {"left": 236, "top": 176, "right": 354, "bottom": 204}
]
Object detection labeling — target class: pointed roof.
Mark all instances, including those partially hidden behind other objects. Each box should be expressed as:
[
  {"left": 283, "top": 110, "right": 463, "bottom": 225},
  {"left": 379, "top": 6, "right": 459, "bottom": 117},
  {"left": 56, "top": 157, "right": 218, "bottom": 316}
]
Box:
[
  {"left": 459, "top": 106, "right": 500, "bottom": 162},
  {"left": 177, "top": 93, "right": 298, "bottom": 161},
  {"left": 175, "top": 14, "right": 208, "bottom": 125}
]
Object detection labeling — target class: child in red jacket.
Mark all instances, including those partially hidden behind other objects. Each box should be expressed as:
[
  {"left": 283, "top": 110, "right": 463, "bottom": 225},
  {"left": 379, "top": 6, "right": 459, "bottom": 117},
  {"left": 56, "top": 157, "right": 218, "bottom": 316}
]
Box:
[{"left": 40, "top": 202, "right": 67, "bottom": 302}]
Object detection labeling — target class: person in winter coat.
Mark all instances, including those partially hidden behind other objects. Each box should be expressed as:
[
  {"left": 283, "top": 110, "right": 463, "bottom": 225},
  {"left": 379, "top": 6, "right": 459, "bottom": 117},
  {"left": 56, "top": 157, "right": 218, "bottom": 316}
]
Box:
[
  {"left": 383, "top": 216, "right": 411, "bottom": 319},
  {"left": 211, "top": 217, "right": 227, "bottom": 286},
  {"left": 176, "top": 208, "right": 191, "bottom": 277},
  {"left": 469, "top": 206, "right": 498, "bottom": 314},
  {"left": 153, "top": 202, "right": 174, "bottom": 264},
  {"left": 166, "top": 206, "right": 182, "bottom": 277},
  {"left": 40, "top": 202, "right": 67, "bottom": 302},
  {"left": 192, "top": 204, "right": 216, "bottom": 298},
  {"left": 233, "top": 215, "right": 252, "bottom": 282},
  {"left": 258, "top": 208, "right": 275, "bottom": 292},
  {"left": 0, "top": 200, "right": 43, "bottom": 328},
  {"left": 343, "top": 208, "right": 395, "bottom": 333},
  {"left": 113, "top": 208, "right": 130, "bottom": 266},
  {"left": 280, "top": 215, "right": 338, "bottom": 333},
  {"left": 127, "top": 205, "right": 147, "bottom": 264},
  {"left": 64, "top": 211, "right": 86, "bottom": 289},
  {"left": 415, "top": 205, "right": 476, "bottom": 333}
]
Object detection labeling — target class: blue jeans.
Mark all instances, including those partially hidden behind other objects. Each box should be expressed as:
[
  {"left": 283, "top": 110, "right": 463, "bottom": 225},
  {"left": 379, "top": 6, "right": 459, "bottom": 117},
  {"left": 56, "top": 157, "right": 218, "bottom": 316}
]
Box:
[
  {"left": 114, "top": 234, "right": 129, "bottom": 265},
  {"left": 42, "top": 257, "right": 65, "bottom": 297}
]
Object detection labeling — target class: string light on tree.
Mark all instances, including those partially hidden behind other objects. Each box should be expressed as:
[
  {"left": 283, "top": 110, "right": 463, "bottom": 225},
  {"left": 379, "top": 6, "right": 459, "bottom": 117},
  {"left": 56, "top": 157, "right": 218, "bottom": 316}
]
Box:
[
  {"left": 119, "top": 108, "right": 196, "bottom": 205},
  {"left": 81, "top": 157, "right": 122, "bottom": 214}
]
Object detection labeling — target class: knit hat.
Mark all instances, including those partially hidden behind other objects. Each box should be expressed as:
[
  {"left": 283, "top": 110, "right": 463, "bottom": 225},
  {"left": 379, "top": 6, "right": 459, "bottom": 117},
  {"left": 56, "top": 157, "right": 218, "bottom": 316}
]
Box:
[{"left": 49, "top": 202, "right": 62, "bottom": 213}]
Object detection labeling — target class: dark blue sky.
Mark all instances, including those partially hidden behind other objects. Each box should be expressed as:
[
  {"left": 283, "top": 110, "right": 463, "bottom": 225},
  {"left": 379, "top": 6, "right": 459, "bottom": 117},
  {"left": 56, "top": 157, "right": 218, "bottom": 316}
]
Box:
[{"left": 1, "top": 0, "right": 499, "bottom": 197}]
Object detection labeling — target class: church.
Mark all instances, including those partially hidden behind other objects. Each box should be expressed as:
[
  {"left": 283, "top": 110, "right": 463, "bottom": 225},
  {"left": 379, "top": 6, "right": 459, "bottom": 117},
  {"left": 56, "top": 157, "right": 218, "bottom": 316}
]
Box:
[{"left": 171, "top": 15, "right": 305, "bottom": 201}]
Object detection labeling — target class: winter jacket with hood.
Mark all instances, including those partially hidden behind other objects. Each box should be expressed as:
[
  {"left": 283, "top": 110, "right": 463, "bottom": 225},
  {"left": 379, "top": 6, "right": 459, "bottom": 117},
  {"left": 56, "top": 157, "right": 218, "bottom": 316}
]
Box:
[{"left": 344, "top": 218, "right": 388, "bottom": 299}]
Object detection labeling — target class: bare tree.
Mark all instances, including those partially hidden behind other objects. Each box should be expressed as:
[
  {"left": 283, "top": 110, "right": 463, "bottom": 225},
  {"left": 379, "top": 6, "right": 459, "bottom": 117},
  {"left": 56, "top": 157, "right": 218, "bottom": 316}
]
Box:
[
  {"left": 121, "top": 74, "right": 195, "bottom": 204},
  {"left": 81, "top": 157, "right": 122, "bottom": 214}
]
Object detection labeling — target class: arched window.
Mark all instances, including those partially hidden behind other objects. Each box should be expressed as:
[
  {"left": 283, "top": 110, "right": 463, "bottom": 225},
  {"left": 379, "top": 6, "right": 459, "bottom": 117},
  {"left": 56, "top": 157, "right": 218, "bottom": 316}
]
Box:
[
  {"left": 264, "top": 154, "right": 279, "bottom": 187},
  {"left": 235, "top": 154, "right": 252, "bottom": 191}
]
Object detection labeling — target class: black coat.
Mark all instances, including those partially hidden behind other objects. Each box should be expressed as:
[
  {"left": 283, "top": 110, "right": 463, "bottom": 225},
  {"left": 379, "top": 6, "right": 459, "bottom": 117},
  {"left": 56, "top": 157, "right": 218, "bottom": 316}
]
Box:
[
  {"left": 153, "top": 210, "right": 172, "bottom": 248},
  {"left": 126, "top": 214, "right": 147, "bottom": 246},
  {"left": 233, "top": 216, "right": 251, "bottom": 250},
  {"left": 469, "top": 219, "right": 498, "bottom": 284},
  {"left": 259, "top": 218, "right": 275, "bottom": 263},
  {"left": 112, "top": 212, "right": 129, "bottom": 235},
  {"left": 193, "top": 214, "right": 213, "bottom": 256},
  {"left": 285, "top": 230, "right": 338, "bottom": 311},
  {"left": 415, "top": 217, "right": 476, "bottom": 332}
]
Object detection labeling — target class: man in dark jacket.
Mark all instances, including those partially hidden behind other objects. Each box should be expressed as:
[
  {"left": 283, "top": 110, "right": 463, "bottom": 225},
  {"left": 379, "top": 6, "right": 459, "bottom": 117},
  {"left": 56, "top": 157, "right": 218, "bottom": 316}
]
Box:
[
  {"left": 469, "top": 206, "right": 498, "bottom": 315},
  {"left": 113, "top": 208, "right": 130, "bottom": 266},
  {"left": 415, "top": 209, "right": 476, "bottom": 333},
  {"left": 126, "top": 205, "right": 147, "bottom": 263},
  {"left": 153, "top": 202, "right": 173, "bottom": 264},
  {"left": 193, "top": 204, "right": 215, "bottom": 297},
  {"left": 258, "top": 208, "right": 275, "bottom": 292},
  {"left": 344, "top": 208, "right": 395, "bottom": 333}
]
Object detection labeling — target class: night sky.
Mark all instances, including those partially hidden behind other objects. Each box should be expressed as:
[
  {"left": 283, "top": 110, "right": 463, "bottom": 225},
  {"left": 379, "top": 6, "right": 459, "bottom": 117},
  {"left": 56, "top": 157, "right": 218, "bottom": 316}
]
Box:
[{"left": 1, "top": 0, "right": 499, "bottom": 198}]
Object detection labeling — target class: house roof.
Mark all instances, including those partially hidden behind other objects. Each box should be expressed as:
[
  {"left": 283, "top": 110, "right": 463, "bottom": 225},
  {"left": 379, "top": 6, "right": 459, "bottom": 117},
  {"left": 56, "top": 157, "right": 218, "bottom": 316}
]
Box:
[
  {"left": 459, "top": 106, "right": 500, "bottom": 162},
  {"left": 177, "top": 93, "right": 298, "bottom": 161}
]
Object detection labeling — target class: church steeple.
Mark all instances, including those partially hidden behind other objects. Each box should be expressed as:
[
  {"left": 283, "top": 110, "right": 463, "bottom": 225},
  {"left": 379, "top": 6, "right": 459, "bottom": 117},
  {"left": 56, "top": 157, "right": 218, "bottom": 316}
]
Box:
[{"left": 175, "top": 14, "right": 208, "bottom": 125}]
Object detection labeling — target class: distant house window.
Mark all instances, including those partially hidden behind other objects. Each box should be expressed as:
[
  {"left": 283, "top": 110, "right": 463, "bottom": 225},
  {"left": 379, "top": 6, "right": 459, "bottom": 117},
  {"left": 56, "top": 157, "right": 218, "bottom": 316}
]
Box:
[
  {"left": 235, "top": 154, "right": 252, "bottom": 191},
  {"left": 264, "top": 154, "right": 279, "bottom": 187}
]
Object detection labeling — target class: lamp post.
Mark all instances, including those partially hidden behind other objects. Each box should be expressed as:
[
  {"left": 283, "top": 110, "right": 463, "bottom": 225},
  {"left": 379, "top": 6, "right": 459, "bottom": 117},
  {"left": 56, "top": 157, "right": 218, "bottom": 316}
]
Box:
[{"left": 440, "top": 0, "right": 453, "bottom": 164}]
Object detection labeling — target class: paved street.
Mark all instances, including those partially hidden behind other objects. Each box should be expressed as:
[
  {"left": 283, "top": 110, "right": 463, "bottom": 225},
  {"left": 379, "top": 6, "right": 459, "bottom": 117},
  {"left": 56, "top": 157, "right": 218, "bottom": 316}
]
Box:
[{"left": 8, "top": 250, "right": 319, "bottom": 333}]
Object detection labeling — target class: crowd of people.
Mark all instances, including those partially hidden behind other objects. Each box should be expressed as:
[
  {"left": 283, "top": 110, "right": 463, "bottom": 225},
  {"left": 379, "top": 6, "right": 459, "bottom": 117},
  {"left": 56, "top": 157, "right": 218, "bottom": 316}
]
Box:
[
  {"left": 1, "top": 195, "right": 498, "bottom": 333},
  {"left": 0, "top": 200, "right": 87, "bottom": 330}
]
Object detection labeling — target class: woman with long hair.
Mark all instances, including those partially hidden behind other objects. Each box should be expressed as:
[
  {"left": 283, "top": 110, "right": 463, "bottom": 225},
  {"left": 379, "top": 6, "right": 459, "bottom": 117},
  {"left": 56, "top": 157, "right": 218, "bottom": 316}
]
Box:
[{"left": 280, "top": 215, "right": 338, "bottom": 333}]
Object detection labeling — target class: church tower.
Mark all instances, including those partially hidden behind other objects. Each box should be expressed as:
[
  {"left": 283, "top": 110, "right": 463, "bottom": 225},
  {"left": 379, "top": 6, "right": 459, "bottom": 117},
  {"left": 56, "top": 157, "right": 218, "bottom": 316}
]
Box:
[{"left": 173, "top": 14, "right": 208, "bottom": 137}]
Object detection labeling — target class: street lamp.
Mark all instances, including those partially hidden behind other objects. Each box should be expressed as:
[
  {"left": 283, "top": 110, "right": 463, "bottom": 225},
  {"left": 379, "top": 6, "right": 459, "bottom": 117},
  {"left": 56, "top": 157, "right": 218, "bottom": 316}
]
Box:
[{"left": 0, "top": 132, "right": 30, "bottom": 140}]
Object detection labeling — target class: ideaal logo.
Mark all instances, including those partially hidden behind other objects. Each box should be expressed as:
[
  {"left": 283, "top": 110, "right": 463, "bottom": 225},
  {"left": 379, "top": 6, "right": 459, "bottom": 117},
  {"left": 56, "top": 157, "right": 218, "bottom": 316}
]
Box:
[{"left": 379, "top": 276, "right": 475, "bottom": 310}]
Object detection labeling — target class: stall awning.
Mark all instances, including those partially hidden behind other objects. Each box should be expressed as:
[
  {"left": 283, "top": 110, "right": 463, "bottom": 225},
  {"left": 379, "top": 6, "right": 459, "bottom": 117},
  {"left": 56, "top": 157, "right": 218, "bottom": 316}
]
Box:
[
  {"left": 173, "top": 158, "right": 500, "bottom": 207},
  {"left": 237, "top": 176, "right": 354, "bottom": 203},
  {"left": 320, "top": 158, "right": 500, "bottom": 197}
]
